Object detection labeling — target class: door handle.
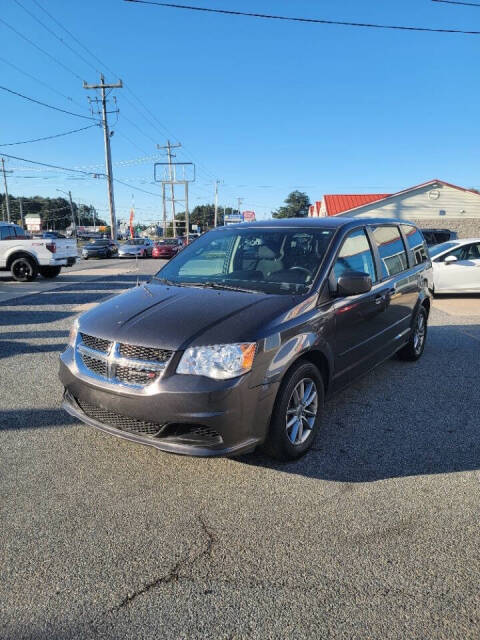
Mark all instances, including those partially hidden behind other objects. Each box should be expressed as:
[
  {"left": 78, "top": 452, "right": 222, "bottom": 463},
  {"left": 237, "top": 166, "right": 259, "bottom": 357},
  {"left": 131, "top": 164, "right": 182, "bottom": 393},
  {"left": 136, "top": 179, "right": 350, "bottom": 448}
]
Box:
[{"left": 374, "top": 295, "right": 384, "bottom": 305}]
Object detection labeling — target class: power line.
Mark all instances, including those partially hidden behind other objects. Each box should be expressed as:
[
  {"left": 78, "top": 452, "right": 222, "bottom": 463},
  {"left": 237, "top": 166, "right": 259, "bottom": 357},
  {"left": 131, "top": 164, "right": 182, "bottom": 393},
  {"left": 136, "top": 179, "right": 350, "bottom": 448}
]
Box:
[
  {"left": 18, "top": 0, "right": 219, "bottom": 183},
  {"left": 0, "top": 55, "right": 89, "bottom": 112},
  {"left": 432, "top": 0, "right": 480, "bottom": 6},
  {"left": 112, "top": 177, "right": 164, "bottom": 196},
  {"left": 0, "top": 124, "right": 98, "bottom": 147},
  {"left": 13, "top": 0, "right": 100, "bottom": 75},
  {"left": 0, "top": 85, "right": 98, "bottom": 121},
  {"left": 124, "top": 0, "right": 480, "bottom": 34},
  {"left": 0, "top": 152, "right": 101, "bottom": 176},
  {"left": 30, "top": 0, "right": 218, "bottom": 178},
  {"left": 0, "top": 151, "right": 163, "bottom": 197},
  {"left": 31, "top": 0, "right": 116, "bottom": 79},
  {"left": 0, "top": 16, "right": 84, "bottom": 81}
]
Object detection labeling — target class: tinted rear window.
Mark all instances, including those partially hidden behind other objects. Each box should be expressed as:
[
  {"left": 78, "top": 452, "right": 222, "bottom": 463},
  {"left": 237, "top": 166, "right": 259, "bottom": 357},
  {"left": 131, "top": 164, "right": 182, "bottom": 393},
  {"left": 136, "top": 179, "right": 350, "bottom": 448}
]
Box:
[
  {"left": 371, "top": 225, "right": 408, "bottom": 278},
  {"left": 401, "top": 225, "right": 428, "bottom": 265}
]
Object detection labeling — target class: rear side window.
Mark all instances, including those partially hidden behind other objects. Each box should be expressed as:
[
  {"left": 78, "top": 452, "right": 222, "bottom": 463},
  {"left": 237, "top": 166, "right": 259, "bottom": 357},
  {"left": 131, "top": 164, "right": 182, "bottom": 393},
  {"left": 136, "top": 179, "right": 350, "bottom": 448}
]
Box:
[
  {"left": 0, "top": 226, "right": 16, "bottom": 240},
  {"left": 333, "top": 228, "right": 377, "bottom": 283},
  {"left": 370, "top": 225, "right": 408, "bottom": 278},
  {"left": 401, "top": 225, "right": 428, "bottom": 265}
]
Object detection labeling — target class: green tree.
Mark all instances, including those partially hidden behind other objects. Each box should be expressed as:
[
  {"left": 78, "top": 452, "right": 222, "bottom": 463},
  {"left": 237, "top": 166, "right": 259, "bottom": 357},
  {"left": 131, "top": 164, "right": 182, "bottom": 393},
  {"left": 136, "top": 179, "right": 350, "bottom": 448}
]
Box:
[
  {"left": 175, "top": 205, "right": 240, "bottom": 231},
  {"left": 272, "top": 191, "right": 311, "bottom": 219}
]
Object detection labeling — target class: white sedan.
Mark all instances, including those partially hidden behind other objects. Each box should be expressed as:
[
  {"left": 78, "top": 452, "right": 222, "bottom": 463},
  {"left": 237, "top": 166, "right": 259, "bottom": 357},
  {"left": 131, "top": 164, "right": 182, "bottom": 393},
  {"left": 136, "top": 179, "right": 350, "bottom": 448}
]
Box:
[{"left": 428, "top": 238, "right": 480, "bottom": 293}]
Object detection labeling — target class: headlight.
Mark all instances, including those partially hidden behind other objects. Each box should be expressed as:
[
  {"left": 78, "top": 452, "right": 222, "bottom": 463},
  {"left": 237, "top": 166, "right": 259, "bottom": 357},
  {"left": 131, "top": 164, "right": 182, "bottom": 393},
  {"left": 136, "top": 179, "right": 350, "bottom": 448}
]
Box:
[
  {"left": 68, "top": 318, "right": 79, "bottom": 347},
  {"left": 177, "top": 343, "right": 256, "bottom": 380}
]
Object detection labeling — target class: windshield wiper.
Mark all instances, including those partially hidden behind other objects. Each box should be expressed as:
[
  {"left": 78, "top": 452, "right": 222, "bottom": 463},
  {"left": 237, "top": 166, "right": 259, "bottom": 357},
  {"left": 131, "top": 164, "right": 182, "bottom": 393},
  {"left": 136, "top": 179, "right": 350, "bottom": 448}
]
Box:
[
  {"left": 201, "top": 281, "right": 261, "bottom": 294},
  {"left": 142, "top": 282, "right": 153, "bottom": 297},
  {"left": 153, "top": 277, "right": 179, "bottom": 286},
  {"left": 153, "top": 278, "right": 260, "bottom": 293}
]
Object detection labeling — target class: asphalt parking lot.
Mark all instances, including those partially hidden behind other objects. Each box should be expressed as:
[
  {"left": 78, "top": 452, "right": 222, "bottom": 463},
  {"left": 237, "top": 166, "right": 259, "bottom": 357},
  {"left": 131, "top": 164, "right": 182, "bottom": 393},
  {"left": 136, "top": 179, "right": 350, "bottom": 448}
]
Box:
[{"left": 1, "top": 259, "right": 479, "bottom": 639}]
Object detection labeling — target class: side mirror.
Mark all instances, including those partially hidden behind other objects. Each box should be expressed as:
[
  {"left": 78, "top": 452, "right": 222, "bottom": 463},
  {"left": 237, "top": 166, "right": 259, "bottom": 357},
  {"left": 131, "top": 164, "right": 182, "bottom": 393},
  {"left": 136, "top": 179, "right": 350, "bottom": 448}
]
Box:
[
  {"left": 337, "top": 271, "right": 372, "bottom": 296},
  {"left": 444, "top": 255, "right": 458, "bottom": 264}
]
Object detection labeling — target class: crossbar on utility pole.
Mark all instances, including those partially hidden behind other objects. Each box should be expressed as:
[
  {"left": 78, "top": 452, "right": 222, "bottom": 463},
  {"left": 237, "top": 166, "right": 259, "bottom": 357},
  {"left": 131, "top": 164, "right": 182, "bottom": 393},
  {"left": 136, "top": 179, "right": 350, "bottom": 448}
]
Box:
[
  {"left": 83, "top": 74, "right": 122, "bottom": 241},
  {"left": 1, "top": 158, "right": 13, "bottom": 223}
]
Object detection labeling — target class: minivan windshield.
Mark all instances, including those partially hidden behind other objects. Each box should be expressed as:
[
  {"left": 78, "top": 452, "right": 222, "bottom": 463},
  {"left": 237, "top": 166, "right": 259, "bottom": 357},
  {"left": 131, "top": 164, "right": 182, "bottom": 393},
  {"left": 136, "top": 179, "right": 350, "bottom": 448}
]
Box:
[{"left": 154, "top": 227, "right": 334, "bottom": 294}]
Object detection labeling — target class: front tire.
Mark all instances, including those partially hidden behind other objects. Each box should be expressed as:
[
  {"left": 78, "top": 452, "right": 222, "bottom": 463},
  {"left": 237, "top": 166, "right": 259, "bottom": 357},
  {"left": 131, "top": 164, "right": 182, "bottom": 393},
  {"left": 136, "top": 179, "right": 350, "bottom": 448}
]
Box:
[
  {"left": 39, "top": 265, "right": 62, "bottom": 279},
  {"left": 397, "top": 306, "right": 428, "bottom": 361},
  {"left": 11, "top": 256, "right": 38, "bottom": 282},
  {"left": 262, "top": 361, "right": 324, "bottom": 461}
]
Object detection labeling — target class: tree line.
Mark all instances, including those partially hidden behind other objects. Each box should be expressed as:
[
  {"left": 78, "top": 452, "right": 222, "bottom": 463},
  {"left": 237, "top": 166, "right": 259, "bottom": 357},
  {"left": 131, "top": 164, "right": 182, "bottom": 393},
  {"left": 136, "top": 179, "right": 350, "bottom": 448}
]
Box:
[{"left": 0, "top": 194, "right": 106, "bottom": 229}]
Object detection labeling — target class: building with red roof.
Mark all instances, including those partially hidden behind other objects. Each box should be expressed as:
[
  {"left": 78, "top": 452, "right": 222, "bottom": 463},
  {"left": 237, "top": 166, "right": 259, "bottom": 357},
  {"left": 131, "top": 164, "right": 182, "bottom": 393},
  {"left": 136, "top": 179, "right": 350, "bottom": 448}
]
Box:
[{"left": 307, "top": 180, "right": 480, "bottom": 237}]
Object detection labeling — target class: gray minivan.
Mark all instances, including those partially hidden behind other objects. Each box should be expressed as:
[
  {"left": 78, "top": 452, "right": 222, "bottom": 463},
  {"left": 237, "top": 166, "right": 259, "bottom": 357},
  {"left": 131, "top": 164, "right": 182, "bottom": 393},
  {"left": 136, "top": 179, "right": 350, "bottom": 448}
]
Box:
[{"left": 60, "top": 217, "right": 431, "bottom": 460}]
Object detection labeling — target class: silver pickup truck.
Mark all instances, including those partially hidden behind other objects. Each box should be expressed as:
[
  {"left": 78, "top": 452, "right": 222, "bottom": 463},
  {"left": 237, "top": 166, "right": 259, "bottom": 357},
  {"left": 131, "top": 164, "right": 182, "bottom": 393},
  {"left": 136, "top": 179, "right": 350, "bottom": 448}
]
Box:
[{"left": 0, "top": 222, "right": 78, "bottom": 281}]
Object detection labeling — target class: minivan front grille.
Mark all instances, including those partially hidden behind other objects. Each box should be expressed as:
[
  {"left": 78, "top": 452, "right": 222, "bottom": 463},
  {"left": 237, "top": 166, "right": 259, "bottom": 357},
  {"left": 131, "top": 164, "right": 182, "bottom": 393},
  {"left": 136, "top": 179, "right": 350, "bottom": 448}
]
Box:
[{"left": 77, "top": 333, "right": 173, "bottom": 390}]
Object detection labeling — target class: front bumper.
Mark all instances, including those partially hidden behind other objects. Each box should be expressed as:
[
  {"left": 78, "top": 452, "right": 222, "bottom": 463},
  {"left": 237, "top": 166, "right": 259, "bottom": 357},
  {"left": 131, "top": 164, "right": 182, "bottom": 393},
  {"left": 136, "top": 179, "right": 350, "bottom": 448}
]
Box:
[
  {"left": 59, "top": 348, "right": 277, "bottom": 457},
  {"left": 82, "top": 251, "right": 106, "bottom": 259},
  {"left": 118, "top": 251, "right": 142, "bottom": 258}
]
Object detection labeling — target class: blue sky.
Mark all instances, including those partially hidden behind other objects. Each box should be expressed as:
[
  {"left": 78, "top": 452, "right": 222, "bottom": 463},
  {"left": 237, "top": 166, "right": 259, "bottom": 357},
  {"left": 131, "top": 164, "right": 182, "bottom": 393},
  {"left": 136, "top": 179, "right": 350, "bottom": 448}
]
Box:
[{"left": 1, "top": 0, "right": 480, "bottom": 223}]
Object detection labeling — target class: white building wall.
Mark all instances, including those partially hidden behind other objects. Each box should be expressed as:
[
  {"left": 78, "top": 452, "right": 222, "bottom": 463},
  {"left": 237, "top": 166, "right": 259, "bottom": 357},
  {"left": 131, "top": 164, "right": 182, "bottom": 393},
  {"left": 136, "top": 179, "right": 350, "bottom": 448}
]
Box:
[{"left": 337, "top": 183, "right": 480, "bottom": 221}]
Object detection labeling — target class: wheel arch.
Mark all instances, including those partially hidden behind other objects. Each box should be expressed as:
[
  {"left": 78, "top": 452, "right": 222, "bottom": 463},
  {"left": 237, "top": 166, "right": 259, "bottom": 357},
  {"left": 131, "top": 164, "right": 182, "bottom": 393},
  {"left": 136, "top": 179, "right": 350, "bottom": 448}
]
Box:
[{"left": 6, "top": 251, "right": 39, "bottom": 271}]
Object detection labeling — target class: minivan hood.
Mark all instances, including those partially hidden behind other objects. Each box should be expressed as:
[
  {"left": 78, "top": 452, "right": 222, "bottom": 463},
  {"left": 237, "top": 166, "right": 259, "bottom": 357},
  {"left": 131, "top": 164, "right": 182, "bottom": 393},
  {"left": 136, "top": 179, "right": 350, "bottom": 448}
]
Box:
[{"left": 78, "top": 282, "right": 296, "bottom": 350}]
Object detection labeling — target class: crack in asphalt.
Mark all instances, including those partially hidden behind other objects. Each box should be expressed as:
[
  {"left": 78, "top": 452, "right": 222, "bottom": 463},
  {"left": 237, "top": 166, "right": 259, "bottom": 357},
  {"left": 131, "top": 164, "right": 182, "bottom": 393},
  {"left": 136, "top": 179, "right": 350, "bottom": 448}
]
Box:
[{"left": 108, "top": 514, "right": 215, "bottom": 615}]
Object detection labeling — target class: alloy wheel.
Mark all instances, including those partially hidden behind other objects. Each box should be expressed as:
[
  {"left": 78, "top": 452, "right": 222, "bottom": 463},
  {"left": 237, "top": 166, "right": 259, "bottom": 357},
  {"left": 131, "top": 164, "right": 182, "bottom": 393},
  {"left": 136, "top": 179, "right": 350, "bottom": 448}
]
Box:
[
  {"left": 413, "top": 313, "right": 426, "bottom": 355},
  {"left": 285, "top": 378, "right": 318, "bottom": 445}
]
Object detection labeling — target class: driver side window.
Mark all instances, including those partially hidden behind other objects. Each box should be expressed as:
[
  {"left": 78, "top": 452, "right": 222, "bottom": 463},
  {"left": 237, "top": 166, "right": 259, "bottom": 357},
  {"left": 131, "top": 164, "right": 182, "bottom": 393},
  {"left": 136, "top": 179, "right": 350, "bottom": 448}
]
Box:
[{"left": 333, "top": 228, "right": 377, "bottom": 283}]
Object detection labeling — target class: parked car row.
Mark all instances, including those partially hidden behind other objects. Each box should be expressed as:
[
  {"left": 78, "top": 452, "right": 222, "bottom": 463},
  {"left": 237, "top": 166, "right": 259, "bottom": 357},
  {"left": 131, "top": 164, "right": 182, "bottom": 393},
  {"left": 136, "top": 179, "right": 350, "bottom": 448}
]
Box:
[{"left": 81, "top": 237, "right": 185, "bottom": 260}]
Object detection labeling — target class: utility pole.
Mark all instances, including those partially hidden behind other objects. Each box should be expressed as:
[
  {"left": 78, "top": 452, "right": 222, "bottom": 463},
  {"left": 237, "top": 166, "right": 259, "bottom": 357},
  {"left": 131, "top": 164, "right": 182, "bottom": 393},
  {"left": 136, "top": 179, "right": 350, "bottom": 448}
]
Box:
[
  {"left": 1, "top": 158, "right": 12, "bottom": 222},
  {"left": 214, "top": 180, "right": 220, "bottom": 227},
  {"left": 19, "top": 197, "right": 24, "bottom": 227},
  {"left": 67, "top": 191, "right": 76, "bottom": 234},
  {"left": 57, "top": 188, "right": 77, "bottom": 235},
  {"left": 162, "top": 182, "right": 167, "bottom": 237},
  {"left": 83, "top": 74, "right": 122, "bottom": 241},
  {"left": 157, "top": 140, "right": 181, "bottom": 237}
]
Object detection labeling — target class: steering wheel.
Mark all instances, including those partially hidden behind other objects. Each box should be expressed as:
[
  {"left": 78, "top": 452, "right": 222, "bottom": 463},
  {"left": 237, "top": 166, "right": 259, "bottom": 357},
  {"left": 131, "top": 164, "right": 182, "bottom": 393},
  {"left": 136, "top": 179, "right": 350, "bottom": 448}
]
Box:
[{"left": 288, "top": 266, "right": 311, "bottom": 276}]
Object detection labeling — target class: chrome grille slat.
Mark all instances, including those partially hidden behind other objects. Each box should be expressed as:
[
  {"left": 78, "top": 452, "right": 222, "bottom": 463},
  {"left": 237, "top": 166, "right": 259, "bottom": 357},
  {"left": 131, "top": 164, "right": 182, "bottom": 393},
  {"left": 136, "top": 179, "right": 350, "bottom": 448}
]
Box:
[
  {"left": 118, "top": 343, "right": 172, "bottom": 363},
  {"left": 80, "top": 333, "right": 112, "bottom": 353},
  {"left": 81, "top": 354, "right": 108, "bottom": 378},
  {"left": 76, "top": 334, "right": 173, "bottom": 390}
]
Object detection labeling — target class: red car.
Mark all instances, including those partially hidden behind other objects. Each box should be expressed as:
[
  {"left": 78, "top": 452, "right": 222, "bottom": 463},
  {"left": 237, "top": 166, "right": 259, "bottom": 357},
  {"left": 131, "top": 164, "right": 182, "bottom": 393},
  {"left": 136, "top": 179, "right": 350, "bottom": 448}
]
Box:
[{"left": 152, "top": 238, "right": 184, "bottom": 259}]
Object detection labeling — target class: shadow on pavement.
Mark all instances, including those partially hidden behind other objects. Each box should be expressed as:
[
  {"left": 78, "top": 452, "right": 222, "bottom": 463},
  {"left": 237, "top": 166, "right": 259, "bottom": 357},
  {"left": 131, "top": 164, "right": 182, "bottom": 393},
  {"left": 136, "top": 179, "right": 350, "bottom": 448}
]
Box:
[
  {"left": 0, "top": 340, "right": 66, "bottom": 359},
  {"left": 239, "top": 323, "right": 480, "bottom": 482},
  {"left": 0, "top": 407, "right": 76, "bottom": 431}
]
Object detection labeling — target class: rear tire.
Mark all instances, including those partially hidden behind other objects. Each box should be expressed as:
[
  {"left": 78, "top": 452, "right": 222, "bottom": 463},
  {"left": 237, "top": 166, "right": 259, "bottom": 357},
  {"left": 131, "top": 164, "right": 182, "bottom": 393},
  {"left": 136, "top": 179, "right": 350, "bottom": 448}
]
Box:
[
  {"left": 39, "top": 265, "right": 61, "bottom": 279},
  {"left": 11, "top": 256, "right": 38, "bottom": 282},
  {"left": 262, "top": 361, "right": 324, "bottom": 461},
  {"left": 397, "top": 306, "right": 428, "bottom": 361}
]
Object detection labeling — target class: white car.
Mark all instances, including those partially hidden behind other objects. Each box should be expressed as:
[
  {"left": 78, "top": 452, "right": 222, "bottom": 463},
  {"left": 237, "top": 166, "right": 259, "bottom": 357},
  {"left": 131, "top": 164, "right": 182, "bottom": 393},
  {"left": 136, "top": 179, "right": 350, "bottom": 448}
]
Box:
[
  {"left": 0, "top": 222, "right": 77, "bottom": 282},
  {"left": 428, "top": 238, "right": 480, "bottom": 294}
]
